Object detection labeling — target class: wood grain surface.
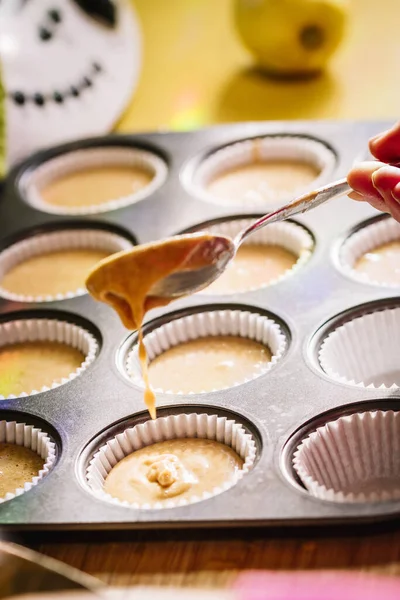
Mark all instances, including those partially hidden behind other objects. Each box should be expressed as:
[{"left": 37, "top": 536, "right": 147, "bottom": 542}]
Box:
[{"left": 36, "top": 527, "right": 400, "bottom": 588}]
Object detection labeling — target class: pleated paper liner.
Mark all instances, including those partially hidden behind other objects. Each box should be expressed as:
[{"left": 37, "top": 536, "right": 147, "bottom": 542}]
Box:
[
  {"left": 19, "top": 146, "right": 168, "bottom": 215},
  {"left": 0, "top": 228, "right": 133, "bottom": 303},
  {"left": 293, "top": 410, "right": 400, "bottom": 503},
  {"left": 338, "top": 217, "right": 400, "bottom": 287},
  {"left": 126, "top": 308, "right": 287, "bottom": 394},
  {"left": 0, "top": 420, "right": 56, "bottom": 503},
  {"left": 318, "top": 306, "right": 400, "bottom": 389},
  {"left": 86, "top": 412, "right": 257, "bottom": 509},
  {"left": 0, "top": 318, "right": 98, "bottom": 399},
  {"left": 187, "top": 135, "right": 336, "bottom": 208},
  {"left": 190, "top": 217, "right": 314, "bottom": 293}
]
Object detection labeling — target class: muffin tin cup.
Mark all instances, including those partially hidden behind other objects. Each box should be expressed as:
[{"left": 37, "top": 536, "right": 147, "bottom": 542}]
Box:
[
  {"left": 126, "top": 308, "right": 287, "bottom": 394},
  {"left": 318, "top": 306, "right": 400, "bottom": 389},
  {"left": 0, "top": 420, "right": 56, "bottom": 504},
  {"left": 0, "top": 228, "right": 133, "bottom": 303},
  {"left": 195, "top": 218, "right": 314, "bottom": 293},
  {"left": 20, "top": 146, "right": 168, "bottom": 215},
  {"left": 0, "top": 318, "right": 98, "bottom": 399},
  {"left": 188, "top": 136, "right": 336, "bottom": 208},
  {"left": 293, "top": 410, "right": 400, "bottom": 503},
  {"left": 86, "top": 412, "right": 257, "bottom": 510},
  {"left": 339, "top": 217, "right": 400, "bottom": 287}
]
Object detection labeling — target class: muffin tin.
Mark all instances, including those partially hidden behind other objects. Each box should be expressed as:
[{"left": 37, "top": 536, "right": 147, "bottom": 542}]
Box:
[{"left": 1, "top": 120, "right": 400, "bottom": 531}]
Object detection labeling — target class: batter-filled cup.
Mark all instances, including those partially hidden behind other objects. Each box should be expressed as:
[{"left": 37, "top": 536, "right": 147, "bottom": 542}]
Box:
[
  {"left": 187, "top": 136, "right": 335, "bottom": 208},
  {"left": 318, "top": 305, "right": 400, "bottom": 389},
  {"left": 20, "top": 146, "right": 168, "bottom": 215},
  {"left": 0, "top": 318, "right": 98, "bottom": 399},
  {"left": 338, "top": 217, "right": 400, "bottom": 287},
  {"left": 126, "top": 309, "right": 287, "bottom": 394},
  {"left": 0, "top": 420, "right": 56, "bottom": 503},
  {"left": 86, "top": 412, "right": 256, "bottom": 509},
  {"left": 293, "top": 409, "right": 400, "bottom": 503},
  {"left": 0, "top": 228, "right": 133, "bottom": 303},
  {"left": 189, "top": 218, "right": 313, "bottom": 294}
]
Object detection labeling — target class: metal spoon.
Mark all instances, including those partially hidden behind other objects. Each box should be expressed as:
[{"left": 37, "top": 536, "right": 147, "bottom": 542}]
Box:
[{"left": 149, "top": 178, "right": 351, "bottom": 298}]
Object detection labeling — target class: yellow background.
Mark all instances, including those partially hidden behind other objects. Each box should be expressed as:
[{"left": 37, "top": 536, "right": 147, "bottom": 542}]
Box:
[{"left": 117, "top": 0, "right": 400, "bottom": 133}]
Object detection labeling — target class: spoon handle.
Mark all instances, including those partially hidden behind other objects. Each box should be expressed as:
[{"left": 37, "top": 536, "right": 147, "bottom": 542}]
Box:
[{"left": 235, "top": 178, "right": 351, "bottom": 246}]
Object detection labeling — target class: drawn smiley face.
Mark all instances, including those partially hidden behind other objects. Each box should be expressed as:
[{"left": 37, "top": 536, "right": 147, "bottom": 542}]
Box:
[{"left": 0, "top": 0, "right": 141, "bottom": 165}]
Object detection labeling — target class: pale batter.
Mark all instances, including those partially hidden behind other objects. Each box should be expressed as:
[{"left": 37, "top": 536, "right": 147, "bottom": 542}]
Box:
[
  {"left": 148, "top": 335, "right": 272, "bottom": 393},
  {"left": 104, "top": 438, "right": 243, "bottom": 505},
  {"left": 40, "top": 165, "right": 153, "bottom": 209},
  {"left": 204, "top": 244, "right": 297, "bottom": 294},
  {"left": 207, "top": 160, "right": 320, "bottom": 204},
  {"left": 1, "top": 248, "right": 110, "bottom": 297},
  {"left": 354, "top": 240, "right": 400, "bottom": 284},
  {"left": 0, "top": 443, "right": 44, "bottom": 497},
  {"left": 0, "top": 341, "right": 85, "bottom": 396}
]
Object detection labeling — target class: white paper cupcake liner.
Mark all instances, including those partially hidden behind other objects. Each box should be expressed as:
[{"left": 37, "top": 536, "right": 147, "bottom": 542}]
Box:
[
  {"left": 0, "top": 228, "right": 133, "bottom": 303},
  {"left": 338, "top": 217, "right": 400, "bottom": 287},
  {"left": 0, "top": 318, "right": 98, "bottom": 399},
  {"left": 86, "top": 412, "right": 257, "bottom": 509},
  {"left": 293, "top": 410, "right": 400, "bottom": 503},
  {"left": 319, "top": 306, "right": 400, "bottom": 389},
  {"left": 192, "top": 218, "right": 313, "bottom": 293},
  {"left": 126, "top": 309, "right": 287, "bottom": 394},
  {"left": 0, "top": 420, "right": 56, "bottom": 504},
  {"left": 19, "top": 146, "right": 168, "bottom": 215},
  {"left": 186, "top": 136, "right": 336, "bottom": 208}
]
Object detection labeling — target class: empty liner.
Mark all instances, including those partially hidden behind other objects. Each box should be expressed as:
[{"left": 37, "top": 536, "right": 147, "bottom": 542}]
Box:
[
  {"left": 20, "top": 146, "right": 168, "bottom": 215},
  {"left": 188, "top": 136, "right": 335, "bottom": 208},
  {"left": 0, "top": 228, "right": 133, "bottom": 302},
  {"left": 338, "top": 217, "right": 400, "bottom": 287},
  {"left": 0, "top": 318, "right": 98, "bottom": 399},
  {"left": 194, "top": 218, "right": 314, "bottom": 292},
  {"left": 126, "top": 308, "right": 287, "bottom": 394},
  {"left": 86, "top": 412, "right": 257, "bottom": 509},
  {"left": 0, "top": 420, "right": 56, "bottom": 503},
  {"left": 293, "top": 410, "right": 400, "bottom": 503},
  {"left": 319, "top": 306, "right": 400, "bottom": 389}
]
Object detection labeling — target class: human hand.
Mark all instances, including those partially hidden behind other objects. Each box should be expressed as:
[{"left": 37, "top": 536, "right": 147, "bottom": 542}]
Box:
[{"left": 347, "top": 122, "right": 400, "bottom": 221}]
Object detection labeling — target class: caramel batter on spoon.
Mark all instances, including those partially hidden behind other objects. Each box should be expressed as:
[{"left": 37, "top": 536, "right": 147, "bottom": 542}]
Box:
[{"left": 86, "top": 234, "right": 230, "bottom": 418}]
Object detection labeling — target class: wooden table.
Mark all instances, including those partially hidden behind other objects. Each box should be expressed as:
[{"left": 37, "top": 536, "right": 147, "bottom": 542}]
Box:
[
  {"left": 37, "top": 527, "right": 400, "bottom": 588},
  {"left": 34, "top": 0, "right": 400, "bottom": 590}
]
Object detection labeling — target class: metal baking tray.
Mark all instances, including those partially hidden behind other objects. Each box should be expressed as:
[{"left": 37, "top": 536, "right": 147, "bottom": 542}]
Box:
[{"left": 0, "top": 119, "right": 398, "bottom": 532}]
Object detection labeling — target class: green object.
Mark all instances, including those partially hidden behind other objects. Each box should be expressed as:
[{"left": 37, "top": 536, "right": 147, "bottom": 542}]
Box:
[{"left": 0, "top": 65, "right": 5, "bottom": 179}]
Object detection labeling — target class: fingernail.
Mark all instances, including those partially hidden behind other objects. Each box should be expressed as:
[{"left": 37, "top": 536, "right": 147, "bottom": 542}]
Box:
[
  {"left": 372, "top": 165, "right": 400, "bottom": 191},
  {"left": 393, "top": 182, "right": 400, "bottom": 201},
  {"left": 348, "top": 191, "right": 365, "bottom": 201}
]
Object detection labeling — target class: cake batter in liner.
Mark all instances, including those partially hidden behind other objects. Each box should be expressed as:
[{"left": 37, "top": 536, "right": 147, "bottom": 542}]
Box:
[
  {"left": 0, "top": 228, "right": 133, "bottom": 303},
  {"left": 187, "top": 136, "right": 335, "bottom": 208},
  {"left": 86, "top": 412, "right": 256, "bottom": 509},
  {"left": 0, "top": 317, "right": 98, "bottom": 399},
  {"left": 0, "top": 420, "right": 56, "bottom": 504},
  {"left": 126, "top": 308, "right": 287, "bottom": 394},
  {"left": 20, "top": 146, "right": 168, "bottom": 215}
]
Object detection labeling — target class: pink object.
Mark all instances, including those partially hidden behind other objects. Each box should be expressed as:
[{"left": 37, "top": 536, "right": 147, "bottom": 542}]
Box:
[{"left": 234, "top": 571, "right": 400, "bottom": 600}]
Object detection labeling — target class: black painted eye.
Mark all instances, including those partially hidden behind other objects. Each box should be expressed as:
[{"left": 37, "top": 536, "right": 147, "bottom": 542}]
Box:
[
  {"left": 39, "top": 26, "right": 52, "bottom": 41},
  {"left": 53, "top": 91, "right": 63, "bottom": 103},
  {"left": 48, "top": 8, "right": 62, "bottom": 23},
  {"left": 70, "top": 86, "right": 79, "bottom": 97},
  {"left": 33, "top": 93, "right": 45, "bottom": 106},
  {"left": 12, "top": 91, "right": 25, "bottom": 106}
]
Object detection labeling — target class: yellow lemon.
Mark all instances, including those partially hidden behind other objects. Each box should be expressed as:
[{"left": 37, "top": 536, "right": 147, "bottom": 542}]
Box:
[{"left": 234, "top": 0, "right": 348, "bottom": 76}]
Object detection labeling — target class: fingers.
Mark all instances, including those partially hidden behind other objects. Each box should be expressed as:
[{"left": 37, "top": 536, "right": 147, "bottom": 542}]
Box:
[
  {"left": 347, "top": 160, "right": 387, "bottom": 209},
  {"left": 347, "top": 161, "right": 400, "bottom": 220},
  {"left": 372, "top": 165, "right": 400, "bottom": 222},
  {"left": 369, "top": 121, "right": 400, "bottom": 163}
]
